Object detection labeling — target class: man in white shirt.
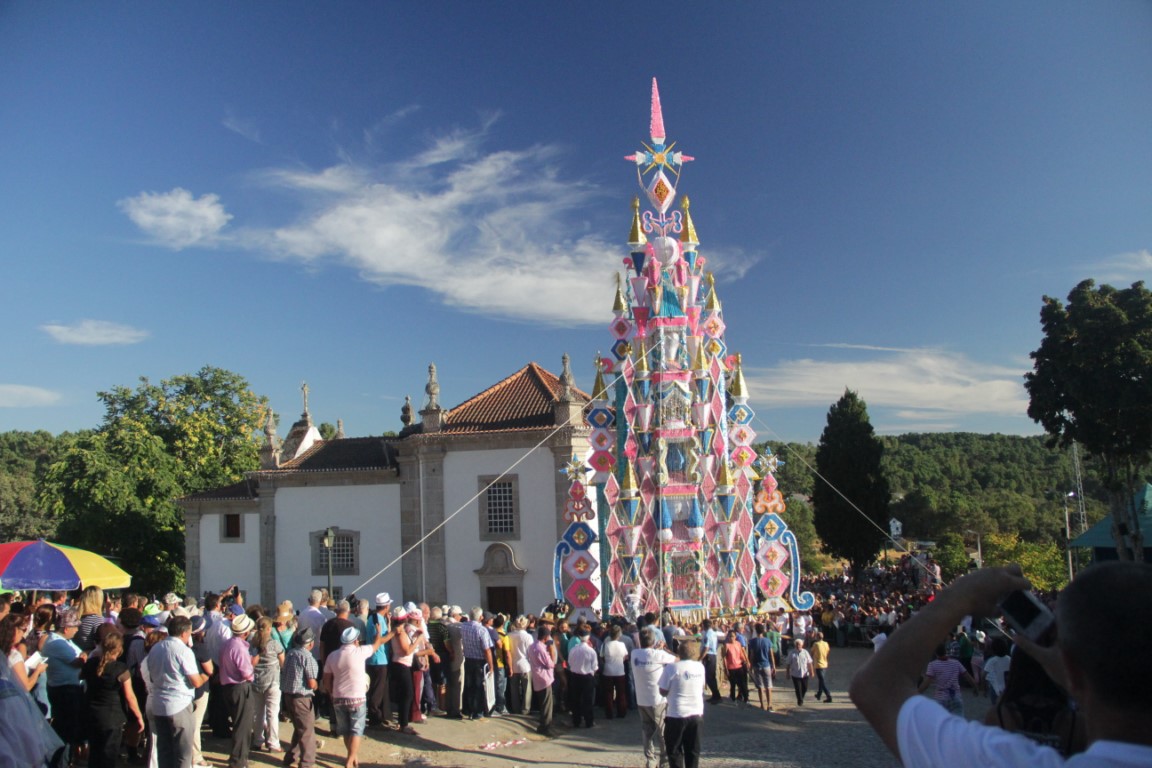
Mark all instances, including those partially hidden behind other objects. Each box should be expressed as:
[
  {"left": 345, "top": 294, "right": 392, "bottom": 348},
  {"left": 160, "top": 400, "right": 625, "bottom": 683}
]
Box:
[
  {"left": 851, "top": 562, "right": 1152, "bottom": 768},
  {"left": 507, "top": 616, "right": 534, "bottom": 715},
  {"left": 297, "top": 590, "right": 329, "bottom": 660},
  {"left": 601, "top": 624, "right": 630, "bottom": 719},
  {"left": 567, "top": 628, "right": 599, "bottom": 728},
  {"left": 632, "top": 627, "right": 677, "bottom": 768},
  {"left": 145, "top": 616, "right": 209, "bottom": 768},
  {"left": 658, "top": 638, "right": 705, "bottom": 768}
]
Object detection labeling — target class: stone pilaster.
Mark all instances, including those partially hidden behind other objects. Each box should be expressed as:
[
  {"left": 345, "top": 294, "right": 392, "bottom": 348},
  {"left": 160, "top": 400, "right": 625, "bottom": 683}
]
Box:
[
  {"left": 258, "top": 478, "right": 277, "bottom": 608},
  {"left": 184, "top": 506, "right": 202, "bottom": 598},
  {"left": 399, "top": 442, "right": 447, "bottom": 604}
]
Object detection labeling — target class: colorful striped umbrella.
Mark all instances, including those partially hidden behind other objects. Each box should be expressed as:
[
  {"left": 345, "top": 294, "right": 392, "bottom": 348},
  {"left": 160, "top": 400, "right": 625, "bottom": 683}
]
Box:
[{"left": 0, "top": 540, "right": 131, "bottom": 591}]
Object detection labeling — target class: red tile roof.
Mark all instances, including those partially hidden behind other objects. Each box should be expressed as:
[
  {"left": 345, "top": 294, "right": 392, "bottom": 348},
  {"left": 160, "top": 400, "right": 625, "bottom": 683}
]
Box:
[{"left": 441, "top": 362, "right": 590, "bottom": 434}]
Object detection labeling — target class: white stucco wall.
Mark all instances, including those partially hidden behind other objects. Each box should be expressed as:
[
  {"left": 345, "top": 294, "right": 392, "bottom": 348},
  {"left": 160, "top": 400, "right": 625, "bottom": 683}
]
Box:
[
  {"left": 198, "top": 511, "right": 261, "bottom": 598},
  {"left": 442, "top": 446, "right": 559, "bottom": 614},
  {"left": 272, "top": 483, "right": 403, "bottom": 606}
]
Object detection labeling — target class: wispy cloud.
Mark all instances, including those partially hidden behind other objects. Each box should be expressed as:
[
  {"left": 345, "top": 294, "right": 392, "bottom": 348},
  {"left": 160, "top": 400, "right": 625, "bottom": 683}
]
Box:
[
  {"left": 222, "top": 114, "right": 261, "bottom": 143},
  {"left": 745, "top": 347, "right": 1030, "bottom": 428},
  {"left": 0, "top": 384, "right": 61, "bottom": 407},
  {"left": 363, "top": 105, "right": 421, "bottom": 152},
  {"left": 1090, "top": 248, "right": 1152, "bottom": 285},
  {"left": 119, "top": 118, "right": 762, "bottom": 326},
  {"left": 41, "top": 319, "right": 150, "bottom": 346},
  {"left": 807, "top": 342, "right": 922, "bottom": 353},
  {"left": 118, "top": 188, "right": 232, "bottom": 249}
]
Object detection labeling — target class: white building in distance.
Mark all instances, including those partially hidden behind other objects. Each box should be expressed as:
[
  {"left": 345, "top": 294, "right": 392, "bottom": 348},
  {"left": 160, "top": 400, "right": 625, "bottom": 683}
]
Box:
[{"left": 178, "top": 357, "right": 591, "bottom": 617}]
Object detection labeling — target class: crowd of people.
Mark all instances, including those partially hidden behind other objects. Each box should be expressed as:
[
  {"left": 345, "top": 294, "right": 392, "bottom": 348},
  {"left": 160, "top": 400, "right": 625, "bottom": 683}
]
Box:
[
  {"left": 5, "top": 554, "right": 1146, "bottom": 768},
  {"left": 0, "top": 582, "right": 851, "bottom": 768}
]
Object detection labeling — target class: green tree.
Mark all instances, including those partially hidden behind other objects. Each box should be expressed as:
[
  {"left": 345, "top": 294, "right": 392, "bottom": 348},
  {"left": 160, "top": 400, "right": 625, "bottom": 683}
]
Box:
[
  {"left": 0, "top": 430, "right": 71, "bottom": 541},
  {"left": 932, "top": 532, "right": 971, "bottom": 583},
  {"left": 39, "top": 419, "right": 185, "bottom": 594},
  {"left": 812, "top": 390, "right": 891, "bottom": 578},
  {"left": 1025, "top": 280, "right": 1152, "bottom": 560},
  {"left": 98, "top": 366, "right": 268, "bottom": 495},
  {"left": 39, "top": 366, "right": 267, "bottom": 593},
  {"left": 982, "top": 532, "right": 1067, "bottom": 591}
]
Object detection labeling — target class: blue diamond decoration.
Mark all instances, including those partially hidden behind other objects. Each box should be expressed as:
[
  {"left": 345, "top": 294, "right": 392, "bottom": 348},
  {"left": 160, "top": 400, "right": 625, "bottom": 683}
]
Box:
[
  {"left": 755, "top": 512, "right": 787, "bottom": 543},
  {"left": 587, "top": 407, "right": 615, "bottom": 429},
  {"left": 728, "top": 403, "right": 755, "bottom": 425},
  {"left": 611, "top": 339, "right": 631, "bottom": 361},
  {"left": 562, "top": 521, "right": 598, "bottom": 552},
  {"left": 703, "top": 337, "right": 727, "bottom": 360}
]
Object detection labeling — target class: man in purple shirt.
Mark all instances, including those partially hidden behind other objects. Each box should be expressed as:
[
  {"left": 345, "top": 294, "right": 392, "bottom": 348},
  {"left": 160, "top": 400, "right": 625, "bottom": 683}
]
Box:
[
  {"left": 219, "top": 613, "right": 257, "bottom": 768},
  {"left": 528, "top": 626, "right": 558, "bottom": 736}
]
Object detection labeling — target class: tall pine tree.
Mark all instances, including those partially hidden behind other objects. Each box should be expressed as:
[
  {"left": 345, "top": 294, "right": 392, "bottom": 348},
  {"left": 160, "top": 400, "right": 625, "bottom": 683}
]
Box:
[{"left": 813, "top": 389, "right": 891, "bottom": 578}]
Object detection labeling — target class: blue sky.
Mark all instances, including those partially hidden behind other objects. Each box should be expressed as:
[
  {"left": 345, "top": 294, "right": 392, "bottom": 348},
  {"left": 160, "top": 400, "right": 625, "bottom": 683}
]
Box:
[{"left": 3, "top": 3, "right": 1150, "bottom": 444}]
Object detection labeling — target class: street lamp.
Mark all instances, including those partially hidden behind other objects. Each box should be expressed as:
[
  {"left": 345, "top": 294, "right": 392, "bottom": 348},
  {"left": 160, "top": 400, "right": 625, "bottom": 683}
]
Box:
[{"left": 322, "top": 526, "right": 336, "bottom": 599}]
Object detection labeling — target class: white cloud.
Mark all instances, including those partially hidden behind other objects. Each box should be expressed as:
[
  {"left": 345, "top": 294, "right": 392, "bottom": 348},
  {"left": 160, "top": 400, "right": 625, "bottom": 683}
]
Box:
[
  {"left": 237, "top": 136, "right": 618, "bottom": 325},
  {"left": 41, "top": 319, "right": 150, "bottom": 346},
  {"left": 1090, "top": 249, "right": 1152, "bottom": 284},
  {"left": 0, "top": 384, "right": 61, "bottom": 407},
  {"left": 745, "top": 347, "right": 1029, "bottom": 422},
  {"left": 222, "top": 114, "right": 261, "bottom": 143},
  {"left": 118, "top": 188, "right": 232, "bottom": 249},
  {"left": 259, "top": 165, "right": 368, "bottom": 193},
  {"left": 121, "top": 118, "right": 760, "bottom": 326}
]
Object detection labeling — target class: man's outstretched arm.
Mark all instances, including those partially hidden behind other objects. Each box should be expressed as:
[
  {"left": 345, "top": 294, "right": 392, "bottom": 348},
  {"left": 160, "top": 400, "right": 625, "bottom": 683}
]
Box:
[{"left": 849, "top": 566, "right": 1029, "bottom": 757}]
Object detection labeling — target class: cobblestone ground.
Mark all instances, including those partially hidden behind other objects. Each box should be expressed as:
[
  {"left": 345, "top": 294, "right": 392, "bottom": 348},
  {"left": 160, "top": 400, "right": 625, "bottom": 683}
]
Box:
[{"left": 202, "top": 646, "right": 992, "bottom": 767}]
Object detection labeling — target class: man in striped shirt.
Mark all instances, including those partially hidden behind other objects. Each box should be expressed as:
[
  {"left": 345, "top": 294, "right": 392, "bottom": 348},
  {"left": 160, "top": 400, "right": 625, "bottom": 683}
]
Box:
[
  {"left": 458, "top": 608, "right": 494, "bottom": 720},
  {"left": 280, "top": 628, "right": 320, "bottom": 768}
]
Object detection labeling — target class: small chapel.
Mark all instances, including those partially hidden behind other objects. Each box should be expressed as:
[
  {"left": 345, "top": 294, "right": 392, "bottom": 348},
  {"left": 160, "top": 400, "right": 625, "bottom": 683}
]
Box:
[{"left": 179, "top": 356, "right": 592, "bottom": 616}]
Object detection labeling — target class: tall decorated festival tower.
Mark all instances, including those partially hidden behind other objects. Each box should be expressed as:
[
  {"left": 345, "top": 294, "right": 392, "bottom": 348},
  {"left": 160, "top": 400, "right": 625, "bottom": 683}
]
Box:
[{"left": 554, "top": 79, "right": 813, "bottom": 620}]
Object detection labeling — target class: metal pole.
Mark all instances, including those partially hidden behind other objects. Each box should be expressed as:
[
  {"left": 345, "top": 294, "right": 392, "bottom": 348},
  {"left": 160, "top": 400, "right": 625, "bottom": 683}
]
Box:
[
  {"left": 325, "top": 526, "right": 335, "bottom": 599},
  {"left": 1063, "top": 495, "right": 1074, "bottom": 582}
]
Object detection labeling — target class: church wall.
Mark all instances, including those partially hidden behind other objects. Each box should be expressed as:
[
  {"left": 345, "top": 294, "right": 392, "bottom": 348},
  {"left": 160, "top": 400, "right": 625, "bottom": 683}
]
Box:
[
  {"left": 198, "top": 511, "right": 261, "bottom": 597},
  {"left": 442, "top": 445, "right": 559, "bottom": 613},
  {"left": 272, "top": 483, "right": 403, "bottom": 605}
]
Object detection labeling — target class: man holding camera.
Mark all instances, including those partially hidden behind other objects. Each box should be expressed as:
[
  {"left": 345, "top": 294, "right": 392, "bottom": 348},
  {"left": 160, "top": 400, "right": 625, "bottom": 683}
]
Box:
[{"left": 850, "top": 562, "right": 1152, "bottom": 767}]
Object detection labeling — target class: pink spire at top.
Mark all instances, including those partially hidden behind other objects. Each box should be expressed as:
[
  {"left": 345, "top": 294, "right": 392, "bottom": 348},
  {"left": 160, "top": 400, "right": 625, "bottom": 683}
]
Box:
[{"left": 650, "top": 77, "right": 665, "bottom": 144}]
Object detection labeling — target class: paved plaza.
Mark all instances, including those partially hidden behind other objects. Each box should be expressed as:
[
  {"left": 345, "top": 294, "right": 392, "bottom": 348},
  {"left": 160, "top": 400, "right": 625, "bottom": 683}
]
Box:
[{"left": 200, "top": 646, "right": 992, "bottom": 767}]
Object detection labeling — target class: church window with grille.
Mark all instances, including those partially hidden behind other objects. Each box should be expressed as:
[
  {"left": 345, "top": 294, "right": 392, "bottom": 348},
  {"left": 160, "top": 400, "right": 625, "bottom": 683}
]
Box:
[
  {"left": 479, "top": 475, "right": 520, "bottom": 540},
  {"left": 310, "top": 529, "right": 360, "bottom": 576}
]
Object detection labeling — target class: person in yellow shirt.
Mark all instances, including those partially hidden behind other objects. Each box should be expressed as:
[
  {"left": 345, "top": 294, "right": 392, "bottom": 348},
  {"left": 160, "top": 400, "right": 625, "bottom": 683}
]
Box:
[
  {"left": 810, "top": 631, "right": 832, "bottom": 702},
  {"left": 493, "top": 614, "right": 513, "bottom": 716}
]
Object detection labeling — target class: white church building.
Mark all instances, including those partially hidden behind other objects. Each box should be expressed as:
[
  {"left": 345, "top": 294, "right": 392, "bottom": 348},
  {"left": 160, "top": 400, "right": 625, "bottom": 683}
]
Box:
[{"left": 178, "top": 357, "right": 592, "bottom": 617}]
